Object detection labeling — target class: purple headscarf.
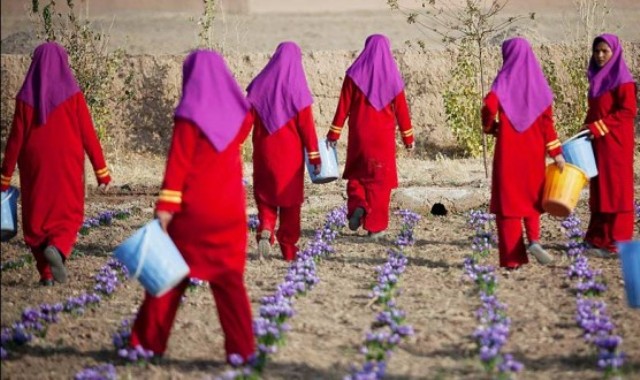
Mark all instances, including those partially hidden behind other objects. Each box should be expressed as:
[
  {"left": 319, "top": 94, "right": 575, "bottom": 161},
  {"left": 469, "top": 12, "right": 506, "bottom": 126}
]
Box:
[
  {"left": 490, "top": 37, "right": 553, "bottom": 133},
  {"left": 587, "top": 33, "right": 635, "bottom": 99},
  {"left": 346, "top": 34, "right": 405, "bottom": 111},
  {"left": 174, "top": 50, "right": 250, "bottom": 152},
  {"left": 246, "top": 42, "right": 313, "bottom": 134},
  {"left": 16, "top": 42, "right": 81, "bottom": 126}
]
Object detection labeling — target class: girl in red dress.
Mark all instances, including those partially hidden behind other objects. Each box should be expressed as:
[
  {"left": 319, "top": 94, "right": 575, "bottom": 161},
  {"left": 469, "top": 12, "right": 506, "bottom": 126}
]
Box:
[
  {"left": 481, "top": 37, "right": 565, "bottom": 269},
  {"left": 247, "top": 42, "right": 321, "bottom": 261},
  {"left": 129, "top": 50, "right": 255, "bottom": 362},
  {"left": 326, "top": 34, "right": 414, "bottom": 239},
  {"left": 1, "top": 42, "right": 111, "bottom": 285},
  {"left": 582, "top": 34, "right": 637, "bottom": 258}
]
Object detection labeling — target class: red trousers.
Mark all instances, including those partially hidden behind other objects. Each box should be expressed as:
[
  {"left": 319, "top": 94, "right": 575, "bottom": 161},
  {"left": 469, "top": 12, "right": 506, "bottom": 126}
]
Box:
[
  {"left": 30, "top": 240, "right": 74, "bottom": 281},
  {"left": 347, "top": 179, "right": 392, "bottom": 233},
  {"left": 130, "top": 274, "right": 255, "bottom": 361},
  {"left": 495, "top": 215, "right": 540, "bottom": 268},
  {"left": 256, "top": 201, "right": 301, "bottom": 261},
  {"left": 585, "top": 211, "right": 634, "bottom": 253}
]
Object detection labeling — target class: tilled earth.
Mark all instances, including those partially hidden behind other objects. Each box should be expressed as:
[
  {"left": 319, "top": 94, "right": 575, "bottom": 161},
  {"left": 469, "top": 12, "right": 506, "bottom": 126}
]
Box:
[{"left": 1, "top": 183, "right": 639, "bottom": 380}]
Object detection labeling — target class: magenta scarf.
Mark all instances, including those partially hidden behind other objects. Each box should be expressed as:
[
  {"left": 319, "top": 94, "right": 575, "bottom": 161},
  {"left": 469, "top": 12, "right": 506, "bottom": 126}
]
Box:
[
  {"left": 587, "top": 33, "right": 635, "bottom": 99},
  {"left": 174, "top": 50, "right": 250, "bottom": 152},
  {"left": 246, "top": 42, "right": 313, "bottom": 134},
  {"left": 16, "top": 42, "right": 81, "bottom": 126},
  {"left": 490, "top": 37, "right": 553, "bottom": 133},
  {"left": 346, "top": 34, "right": 405, "bottom": 111}
]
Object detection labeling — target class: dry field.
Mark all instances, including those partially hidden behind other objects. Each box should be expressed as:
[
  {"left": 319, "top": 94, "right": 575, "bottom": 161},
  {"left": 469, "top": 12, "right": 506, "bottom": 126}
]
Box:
[
  {"left": 1, "top": 1, "right": 640, "bottom": 379},
  {"left": 1, "top": 156, "right": 639, "bottom": 379}
]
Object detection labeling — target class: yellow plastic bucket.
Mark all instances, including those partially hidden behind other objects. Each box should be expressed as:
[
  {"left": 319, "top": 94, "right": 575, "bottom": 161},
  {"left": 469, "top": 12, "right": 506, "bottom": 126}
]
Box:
[{"left": 542, "top": 163, "right": 588, "bottom": 217}]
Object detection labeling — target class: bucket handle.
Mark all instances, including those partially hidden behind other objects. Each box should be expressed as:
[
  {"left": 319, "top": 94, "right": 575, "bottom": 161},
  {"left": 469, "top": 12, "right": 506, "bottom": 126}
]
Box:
[
  {"left": 1, "top": 189, "right": 14, "bottom": 205},
  {"left": 563, "top": 130, "right": 590, "bottom": 144},
  {"left": 132, "top": 223, "right": 152, "bottom": 280}
]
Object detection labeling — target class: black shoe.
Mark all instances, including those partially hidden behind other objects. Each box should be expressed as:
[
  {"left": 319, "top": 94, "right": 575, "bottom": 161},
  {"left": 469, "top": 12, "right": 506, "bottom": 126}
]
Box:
[
  {"left": 39, "top": 279, "right": 54, "bottom": 287},
  {"left": 44, "top": 246, "right": 68, "bottom": 283},
  {"left": 349, "top": 207, "right": 365, "bottom": 231}
]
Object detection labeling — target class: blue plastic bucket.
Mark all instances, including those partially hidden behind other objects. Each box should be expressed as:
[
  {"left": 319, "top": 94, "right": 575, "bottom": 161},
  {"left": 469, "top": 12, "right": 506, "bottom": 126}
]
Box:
[
  {"left": 114, "top": 220, "right": 190, "bottom": 297},
  {"left": 617, "top": 240, "right": 640, "bottom": 308},
  {"left": 305, "top": 138, "right": 339, "bottom": 184},
  {"left": 562, "top": 131, "right": 598, "bottom": 178},
  {"left": 1, "top": 186, "right": 19, "bottom": 242}
]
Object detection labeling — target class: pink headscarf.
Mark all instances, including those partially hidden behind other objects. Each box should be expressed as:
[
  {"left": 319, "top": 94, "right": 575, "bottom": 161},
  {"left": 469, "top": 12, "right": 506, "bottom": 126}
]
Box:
[
  {"left": 174, "top": 50, "right": 250, "bottom": 152},
  {"left": 16, "top": 42, "right": 81, "bottom": 126},
  {"left": 346, "top": 34, "right": 405, "bottom": 111},
  {"left": 587, "top": 33, "right": 635, "bottom": 99},
  {"left": 490, "top": 37, "right": 554, "bottom": 132},
  {"left": 247, "top": 42, "right": 313, "bottom": 134}
]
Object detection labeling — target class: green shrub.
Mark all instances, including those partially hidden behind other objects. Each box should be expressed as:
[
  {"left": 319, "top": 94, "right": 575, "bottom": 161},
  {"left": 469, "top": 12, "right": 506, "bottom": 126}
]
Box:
[{"left": 30, "top": 0, "right": 134, "bottom": 145}]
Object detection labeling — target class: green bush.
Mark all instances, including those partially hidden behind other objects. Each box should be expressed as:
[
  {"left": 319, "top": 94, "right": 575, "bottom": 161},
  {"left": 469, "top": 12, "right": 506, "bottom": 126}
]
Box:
[{"left": 30, "top": 0, "right": 134, "bottom": 144}]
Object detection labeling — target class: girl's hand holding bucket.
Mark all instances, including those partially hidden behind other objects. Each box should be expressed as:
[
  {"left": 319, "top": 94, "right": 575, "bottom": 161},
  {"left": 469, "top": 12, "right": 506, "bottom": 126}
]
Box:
[
  {"left": 155, "top": 210, "right": 174, "bottom": 233},
  {"left": 554, "top": 154, "right": 566, "bottom": 172}
]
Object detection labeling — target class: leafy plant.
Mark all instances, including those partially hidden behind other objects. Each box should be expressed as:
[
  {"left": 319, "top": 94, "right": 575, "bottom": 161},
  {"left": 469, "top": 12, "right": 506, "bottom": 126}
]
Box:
[
  {"left": 389, "top": 0, "right": 531, "bottom": 173},
  {"left": 29, "top": 0, "right": 134, "bottom": 145}
]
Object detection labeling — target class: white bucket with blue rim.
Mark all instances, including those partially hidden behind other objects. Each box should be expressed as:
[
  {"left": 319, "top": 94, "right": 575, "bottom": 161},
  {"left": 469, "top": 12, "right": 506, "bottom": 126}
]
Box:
[
  {"left": 562, "top": 130, "right": 598, "bottom": 179},
  {"left": 617, "top": 240, "right": 640, "bottom": 308},
  {"left": 114, "top": 220, "right": 190, "bottom": 297},
  {"left": 1, "top": 186, "right": 19, "bottom": 242},
  {"left": 305, "top": 139, "right": 339, "bottom": 184}
]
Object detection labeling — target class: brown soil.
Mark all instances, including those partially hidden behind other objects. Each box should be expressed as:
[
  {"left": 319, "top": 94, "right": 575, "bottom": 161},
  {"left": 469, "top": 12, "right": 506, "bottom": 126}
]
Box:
[{"left": 1, "top": 165, "right": 639, "bottom": 379}]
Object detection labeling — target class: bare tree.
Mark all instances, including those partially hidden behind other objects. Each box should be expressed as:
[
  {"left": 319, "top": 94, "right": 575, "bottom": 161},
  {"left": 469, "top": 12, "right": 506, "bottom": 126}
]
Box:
[{"left": 389, "top": 0, "right": 532, "bottom": 177}]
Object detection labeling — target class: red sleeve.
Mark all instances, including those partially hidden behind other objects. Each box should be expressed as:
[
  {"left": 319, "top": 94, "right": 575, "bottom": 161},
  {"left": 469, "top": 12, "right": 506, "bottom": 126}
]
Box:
[
  {"left": 482, "top": 92, "right": 499, "bottom": 135},
  {"left": 328, "top": 77, "right": 353, "bottom": 141},
  {"left": 296, "top": 106, "right": 321, "bottom": 165},
  {"left": 1, "top": 101, "right": 27, "bottom": 191},
  {"left": 77, "top": 94, "right": 111, "bottom": 185},
  {"left": 540, "top": 106, "right": 562, "bottom": 157},
  {"left": 587, "top": 82, "right": 638, "bottom": 139},
  {"left": 236, "top": 111, "right": 255, "bottom": 146},
  {"left": 393, "top": 91, "right": 414, "bottom": 146},
  {"left": 155, "top": 119, "right": 199, "bottom": 213}
]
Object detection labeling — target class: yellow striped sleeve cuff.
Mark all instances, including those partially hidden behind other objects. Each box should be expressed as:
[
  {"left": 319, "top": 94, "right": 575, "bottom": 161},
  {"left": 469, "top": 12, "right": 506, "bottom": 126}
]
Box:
[
  {"left": 1, "top": 174, "right": 11, "bottom": 185},
  {"left": 158, "top": 189, "right": 182, "bottom": 204},
  {"left": 329, "top": 126, "right": 342, "bottom": 133},
  {"left": 546, "top": 139, "right": 561, "bottom": 150},
  {"left": 95, "top": 167, "right": 110, "bottom": 179},
  {"left": 401, "top": 129, "right": 414, "bottom": 137},
  {"left": 594, "top": 120, "right": 609, "bottom": 136},
  {"left": 307, "top": 151, "right": 320, "bottom": 159}
]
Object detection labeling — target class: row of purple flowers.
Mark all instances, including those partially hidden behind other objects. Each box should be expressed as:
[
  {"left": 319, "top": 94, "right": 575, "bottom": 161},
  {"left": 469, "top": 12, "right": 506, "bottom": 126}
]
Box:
[
  {"left": 215, "top": 206, "right": 347, "bottom": 379},
  {"left": 561, "top": 214, "right": 625, "bottom": 378},
  {"left": 345, "top": 209, "right": 420, "bottom": 380},
  {"left": 1, "top": 258, "right": 129, "bottom": 362},
  {"left": 463, "top": 211, "right": 523, "bottom": 379}
]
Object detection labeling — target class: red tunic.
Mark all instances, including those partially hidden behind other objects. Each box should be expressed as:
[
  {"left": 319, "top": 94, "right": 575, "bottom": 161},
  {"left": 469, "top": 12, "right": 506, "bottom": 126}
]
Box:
[
  {"left": 252, "top": 106, "right": 321, "bottom": 207},
  {"left": 155, "top": 114, "right": 253, "bottom": 281},
  {"left": 327, "top": 76, "right": 414, "bottom": 188},
  {"left": 482, "top": 91, "right": 562, "bottom": 217},
  {"left": 584, "top": 82, "right": 637, "bottom": 213},
  {"left": 1, "top": 93, "right": 111, "bottom": 253}
]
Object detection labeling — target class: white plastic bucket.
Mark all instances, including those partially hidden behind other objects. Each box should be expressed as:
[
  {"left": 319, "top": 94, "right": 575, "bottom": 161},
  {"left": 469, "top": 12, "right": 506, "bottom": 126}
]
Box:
[
  {"left": 305, "top": 139, "right": 339, "bottom": 184},
  {"left": 1, "top": 186, "right": 19, "bottom": 242},
  {"left": 114, "top": 220, "right": 190, "bottom": 297}
]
